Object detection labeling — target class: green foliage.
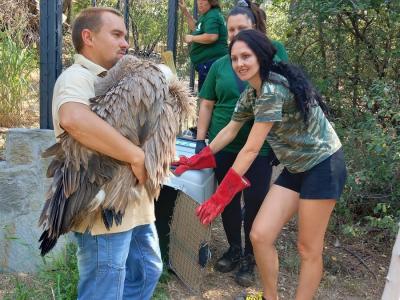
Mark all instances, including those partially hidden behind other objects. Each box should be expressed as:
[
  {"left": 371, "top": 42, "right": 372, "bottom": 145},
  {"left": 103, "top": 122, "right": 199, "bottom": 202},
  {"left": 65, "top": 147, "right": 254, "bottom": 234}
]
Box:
[
  {"left": 0, "top": 31, "right": 37, "bottom": 126},
  {"left": 265, "top": 0, "right": 400, "bottom": 237},
  {"left": 365, "top": 203, "right": 399, "bottom": 234},
  {"left": 41, "top": 243, "right": 79, "bottom": 299},
  {"left": 129, "top": 0, "right": 169, "bottom": 54},
  {"left": 340, "top": 223, "right": 367, "bottom": 238},
  {"left": 3, "top": 243, "right": 78, "bottom": 300},
  {"left": 152, "top": 268, "right": 172, "bottom": 300},
  {"left": 12, "top": 279, "right": 31, "bottom": 300},
  {"left": 4, "top": 242, "right": 170, "bottom": 299}
]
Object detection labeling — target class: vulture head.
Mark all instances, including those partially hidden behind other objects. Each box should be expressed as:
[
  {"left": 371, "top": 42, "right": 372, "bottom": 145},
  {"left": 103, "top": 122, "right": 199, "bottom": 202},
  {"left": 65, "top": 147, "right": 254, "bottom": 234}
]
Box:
[{"left": 38, "top": 55, "right": 196, "bottom": 256}]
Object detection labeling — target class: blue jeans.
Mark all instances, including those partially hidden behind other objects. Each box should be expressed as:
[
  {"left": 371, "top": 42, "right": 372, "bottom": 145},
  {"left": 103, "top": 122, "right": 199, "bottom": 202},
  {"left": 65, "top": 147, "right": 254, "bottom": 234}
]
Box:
[{"left": 74, "top": 223, "right": 163, "bottom": 300}]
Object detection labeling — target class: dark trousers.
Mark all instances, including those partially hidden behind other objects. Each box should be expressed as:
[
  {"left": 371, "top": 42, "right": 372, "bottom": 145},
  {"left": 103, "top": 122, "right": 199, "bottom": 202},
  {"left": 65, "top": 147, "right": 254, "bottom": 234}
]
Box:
[
  {"left": 196, "top": 59, "right": 216, "bottom": 92},
  {"left": 215, "top": 150, "right": 273, "bottom": 255}
]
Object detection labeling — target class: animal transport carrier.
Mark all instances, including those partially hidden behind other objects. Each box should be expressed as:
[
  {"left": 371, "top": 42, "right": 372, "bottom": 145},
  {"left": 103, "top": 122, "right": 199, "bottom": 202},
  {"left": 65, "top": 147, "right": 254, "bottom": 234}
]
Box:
[{"left": 155, "top": 137, "right": 216, "bottom": 293}]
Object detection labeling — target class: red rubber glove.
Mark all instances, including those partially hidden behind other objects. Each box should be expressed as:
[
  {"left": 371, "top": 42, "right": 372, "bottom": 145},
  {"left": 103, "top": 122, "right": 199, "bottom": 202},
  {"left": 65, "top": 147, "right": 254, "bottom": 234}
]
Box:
[
  {"left": 196, "top": 168, "right": 250, "bottom": 225},
  {"left": 172, "top": 146, "right": 216, "bottom": 176}
]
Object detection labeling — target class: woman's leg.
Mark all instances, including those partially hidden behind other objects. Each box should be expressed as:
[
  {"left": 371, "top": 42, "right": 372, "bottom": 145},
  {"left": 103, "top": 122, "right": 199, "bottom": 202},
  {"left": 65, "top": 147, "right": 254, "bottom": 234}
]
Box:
[
  {"left": 295, "top": 199, "right": 335, "bottom": 300},
  {"left": 250, "top": 184, "right": 300, "bottom": 300}
]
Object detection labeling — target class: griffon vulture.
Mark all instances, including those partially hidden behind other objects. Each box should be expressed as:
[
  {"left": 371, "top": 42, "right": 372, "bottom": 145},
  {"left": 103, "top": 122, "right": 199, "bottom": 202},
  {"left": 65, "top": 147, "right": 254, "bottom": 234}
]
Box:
[{"left": 38, "top": 55, "right": 195, "bottom": 256}]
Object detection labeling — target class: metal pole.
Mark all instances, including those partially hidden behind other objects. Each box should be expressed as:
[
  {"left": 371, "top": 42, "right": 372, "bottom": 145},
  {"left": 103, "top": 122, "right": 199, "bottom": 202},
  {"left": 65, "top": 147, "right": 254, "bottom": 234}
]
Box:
[
  {"left": 167, "top": 0, "right": 179, "bottom": 60},
  {"left": 39, "top": 0, "right": 62, "bottom": 129},
  {"left": 124, "top": 0, "right": 130, "bottom": 42},
  {"left": 189, "top": 0, "right": 198, "bottom": 92}
]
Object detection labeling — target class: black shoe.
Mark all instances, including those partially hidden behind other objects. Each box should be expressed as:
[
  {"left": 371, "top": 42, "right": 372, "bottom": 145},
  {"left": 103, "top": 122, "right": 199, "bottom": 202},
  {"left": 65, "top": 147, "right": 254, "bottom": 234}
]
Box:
[
  {"left": 214, "top": 245, "right": 241, "bottom": 273},
  {"left": 235, "top": 254, "right": 255, "bottom": 287}
]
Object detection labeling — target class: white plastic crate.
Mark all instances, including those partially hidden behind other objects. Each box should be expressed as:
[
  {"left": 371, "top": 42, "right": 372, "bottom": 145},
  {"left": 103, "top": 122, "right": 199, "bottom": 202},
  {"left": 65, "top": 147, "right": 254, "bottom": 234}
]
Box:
[{"left": 164, "top": 137, "right": 216, "bottom": 204}]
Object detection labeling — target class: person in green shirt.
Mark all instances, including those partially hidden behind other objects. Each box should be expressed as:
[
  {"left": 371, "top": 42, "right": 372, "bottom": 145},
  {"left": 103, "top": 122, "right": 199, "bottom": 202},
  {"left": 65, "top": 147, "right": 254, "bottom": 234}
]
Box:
[
  {"left": 173, "top": 29, "right": 347, "bottom": 300},
  {"left": 179, "top": 0, "right": 228, "bottom": 91},
  {"left": 195, "top": 0, "right": 288, "bottom": 287}
]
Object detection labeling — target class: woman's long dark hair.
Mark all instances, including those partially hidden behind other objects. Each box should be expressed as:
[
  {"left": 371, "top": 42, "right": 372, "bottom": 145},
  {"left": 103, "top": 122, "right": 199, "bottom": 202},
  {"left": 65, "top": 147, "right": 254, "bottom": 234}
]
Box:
[{"left": 229, "top": 29, "right": 328, "bottom": 123}]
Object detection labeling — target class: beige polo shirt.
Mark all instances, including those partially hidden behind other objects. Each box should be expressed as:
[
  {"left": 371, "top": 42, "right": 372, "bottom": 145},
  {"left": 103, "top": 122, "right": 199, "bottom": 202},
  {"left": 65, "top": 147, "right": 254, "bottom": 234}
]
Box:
[{"left": 52, "top": 54, "right": 155, "bottom": 235}]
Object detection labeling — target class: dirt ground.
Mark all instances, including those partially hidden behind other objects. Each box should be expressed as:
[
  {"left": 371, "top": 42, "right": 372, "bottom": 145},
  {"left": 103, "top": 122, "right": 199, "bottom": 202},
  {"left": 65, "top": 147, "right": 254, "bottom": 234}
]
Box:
[{"left": 166, "top": 216, "right": 391, "bottom": 300}]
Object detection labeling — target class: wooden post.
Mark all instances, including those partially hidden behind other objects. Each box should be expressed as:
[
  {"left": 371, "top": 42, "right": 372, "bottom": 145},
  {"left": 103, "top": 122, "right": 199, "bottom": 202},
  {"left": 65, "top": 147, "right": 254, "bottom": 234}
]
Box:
[{"left": 381, "top": 225, "right": 400, "bottom": 300}]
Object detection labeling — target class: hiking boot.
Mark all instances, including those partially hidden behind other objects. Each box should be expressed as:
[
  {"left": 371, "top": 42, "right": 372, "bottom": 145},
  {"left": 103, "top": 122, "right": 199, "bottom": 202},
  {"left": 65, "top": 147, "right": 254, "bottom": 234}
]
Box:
[
  {"left": 235, "top": 254, "right": 255, "bottom": 287},
  {"left": 214, "top": 245, "right": 241, "bottom": 273}
]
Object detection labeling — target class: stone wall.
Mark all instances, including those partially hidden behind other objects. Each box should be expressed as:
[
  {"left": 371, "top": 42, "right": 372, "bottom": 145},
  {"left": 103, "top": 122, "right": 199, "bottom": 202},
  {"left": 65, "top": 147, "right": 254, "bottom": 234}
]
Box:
[{"left": 0, "top": 128, "right": 67, "bottom": 273}]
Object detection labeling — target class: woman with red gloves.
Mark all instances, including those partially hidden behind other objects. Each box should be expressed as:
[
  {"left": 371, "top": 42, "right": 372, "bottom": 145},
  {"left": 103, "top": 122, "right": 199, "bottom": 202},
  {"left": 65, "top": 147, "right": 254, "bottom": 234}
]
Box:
[
  {"left": 193, "top": 0, "right": 288, "bottom": 287},
  {"left": 174, "top": 29, "right": 347, "bottom": 300}
]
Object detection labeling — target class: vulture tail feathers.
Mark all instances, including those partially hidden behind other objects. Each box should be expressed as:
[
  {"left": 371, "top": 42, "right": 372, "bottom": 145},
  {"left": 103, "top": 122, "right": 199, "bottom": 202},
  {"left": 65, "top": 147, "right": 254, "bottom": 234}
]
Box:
[
  {"left": 38, "top": 174, "right": 67, "bottom": 255},
  {"left": 39, "top": 154, "right": 117, "bottom": 256},
  {"left": 101, "top": 209, "right": 123, "bottom": 230},
  {"left": 39, "top": 230, "right": 58, "bottom": 256}
]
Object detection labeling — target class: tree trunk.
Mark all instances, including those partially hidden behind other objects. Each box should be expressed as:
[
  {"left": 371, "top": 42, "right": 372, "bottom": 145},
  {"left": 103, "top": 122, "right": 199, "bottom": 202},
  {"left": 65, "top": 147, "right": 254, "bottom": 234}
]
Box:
[
  {"left": 62, "top": 0, "right": 72, "bottom": 24},
  {"left": 317, "top": 16, "right": 329, "bottom": 104},
  {"left": 382, "top": 226, "right": 400, "bottom": 300}
]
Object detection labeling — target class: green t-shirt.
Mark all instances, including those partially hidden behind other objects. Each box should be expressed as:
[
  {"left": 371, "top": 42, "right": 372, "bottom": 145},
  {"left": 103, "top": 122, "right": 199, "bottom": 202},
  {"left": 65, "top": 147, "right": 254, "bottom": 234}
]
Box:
[
  {"left": 232, "top": 72, "right": 342, "bottom": 173},
  {"left": 271, "top": 40, "right": 289, "bottom": 63},
  {"left": 199, "top": 55, "right": 271, "bottom": 155},
  {"left": 190, "top": 8, "right": 228, "bottom": 66}
]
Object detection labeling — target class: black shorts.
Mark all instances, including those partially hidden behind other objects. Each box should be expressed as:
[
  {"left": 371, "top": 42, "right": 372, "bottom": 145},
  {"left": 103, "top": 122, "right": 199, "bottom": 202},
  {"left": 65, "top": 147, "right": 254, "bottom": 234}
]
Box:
[{"left": 274, "top": 148, "right": 347, "bottom": 200}]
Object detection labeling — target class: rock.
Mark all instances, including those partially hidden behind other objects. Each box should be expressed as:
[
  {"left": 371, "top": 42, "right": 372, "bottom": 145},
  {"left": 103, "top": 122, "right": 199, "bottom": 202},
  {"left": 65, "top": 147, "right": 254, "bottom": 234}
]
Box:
[{"left": 0, "top": 128, "right": 68, "bottom": 273}]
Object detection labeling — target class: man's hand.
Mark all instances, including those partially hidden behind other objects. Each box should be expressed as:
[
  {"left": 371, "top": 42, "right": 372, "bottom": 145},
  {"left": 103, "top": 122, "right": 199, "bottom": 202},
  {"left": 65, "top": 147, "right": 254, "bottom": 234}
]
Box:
[{"left": 129, "top": 149, "right": 148, "bottom": 184}]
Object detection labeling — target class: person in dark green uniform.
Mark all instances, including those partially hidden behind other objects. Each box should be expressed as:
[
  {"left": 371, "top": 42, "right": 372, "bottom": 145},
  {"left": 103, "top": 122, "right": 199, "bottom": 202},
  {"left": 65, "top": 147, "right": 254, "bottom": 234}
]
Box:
[
  {"left": 194, "top": 0, "right": 288, "bottom": 287},
  {"left": 179, "top": 0, "right": 228, "bottom": 91},
  {"left": 173, "top": 29, "right": 347, "bottom": 300}
]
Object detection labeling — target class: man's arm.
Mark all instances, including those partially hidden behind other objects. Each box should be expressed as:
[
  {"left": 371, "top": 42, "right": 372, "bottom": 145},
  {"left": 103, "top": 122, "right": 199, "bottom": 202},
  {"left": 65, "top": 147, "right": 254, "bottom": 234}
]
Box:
[{"left": 59, "top": 102, "right": 147, "bottom": 184}]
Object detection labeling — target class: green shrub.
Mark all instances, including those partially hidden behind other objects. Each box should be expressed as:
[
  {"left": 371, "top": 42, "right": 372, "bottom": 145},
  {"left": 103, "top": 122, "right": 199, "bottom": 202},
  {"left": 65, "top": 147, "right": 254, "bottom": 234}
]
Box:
[
  {"left": 336, "top": 104, "right": 400, "bottom": 238},
  {"left": 0, "top": 31, "right": 37, "bottom": 126}
]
